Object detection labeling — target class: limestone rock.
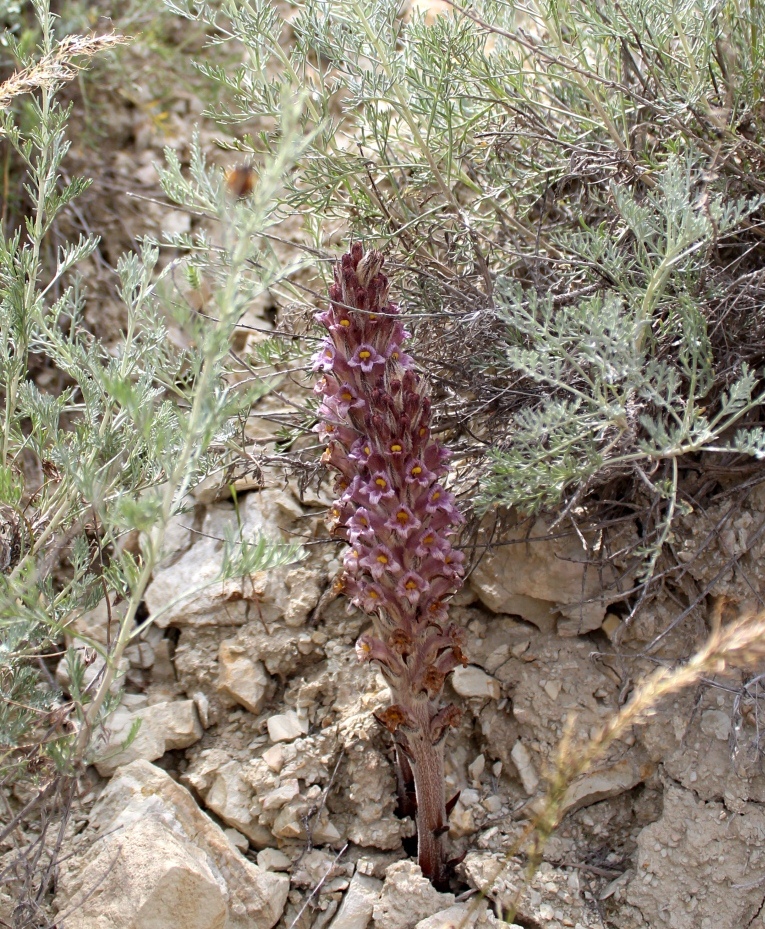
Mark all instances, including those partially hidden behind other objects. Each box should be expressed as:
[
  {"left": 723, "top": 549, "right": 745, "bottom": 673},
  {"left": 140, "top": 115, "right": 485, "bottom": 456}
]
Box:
[
  {"left": 55, "top": 759, "right": 290, "bottom": 929},
  {"left": 63, "top": 596, "right": 127, "bottom": 646},
  {"left": 451, "top": 666, "right": 501, "bottom": 700},
  {"left": 184, "top": 736, "right": 349, "bottom": 850},
  {"left": 218, "top": 639, "right": 270, "bottom": 714},
  {"left": 561, "top": 756, "right": 648, "bottom": 815},
  {"left": 414, "top": 900, "right": 500, "bottom": 929},
  {"left": 510, "top": 741, "right": 538, "bottom": 795},
  {"left": 188, "top": 755, "right": 274, "bottom": 848},
  {"left": 469, "top": 517, "right": 623, "bottom": 634},
  {"left": 625, "top": 786, "right": 765, "bottom": 928},
  {"left": 329, "top": 872, "right": 383, "bottom": 929},
  {"left": 342, "top": 741, "right": 412, "bottom": 850},
  {"left": 144, "top": 491, "right": 319, "bottom": 629},
  {"left": 257, "top": 848, "right": 292, "bottom": 872},
  {"left": 94, "top": 699, "right": 202, "bottom": 776},
  {"left": 56, "top": 650, "right": 129, "bottom": 697},
  {"left": 59, "top": 817, "right": 228, "bottom": 929},
  {"left": 267, "top": 710, "right": 308, "bottom": 742},
  {"left": 373, "top": 862, "right": 455, "bottom": 929},
  {"left": 462, "top": 853, "right": 595, "bottom": 929}
]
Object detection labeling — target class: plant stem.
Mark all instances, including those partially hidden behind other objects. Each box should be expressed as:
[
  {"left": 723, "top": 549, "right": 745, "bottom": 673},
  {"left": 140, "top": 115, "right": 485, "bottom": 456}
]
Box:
[{"left": 403, "top": 698, "right": 449, "bottom": 889}]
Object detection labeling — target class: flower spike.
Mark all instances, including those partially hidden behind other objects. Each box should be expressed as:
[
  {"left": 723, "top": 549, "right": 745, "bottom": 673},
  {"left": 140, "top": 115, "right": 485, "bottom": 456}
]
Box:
[{"left": 313, "top": 244, "right": 466, "bottom": 889}]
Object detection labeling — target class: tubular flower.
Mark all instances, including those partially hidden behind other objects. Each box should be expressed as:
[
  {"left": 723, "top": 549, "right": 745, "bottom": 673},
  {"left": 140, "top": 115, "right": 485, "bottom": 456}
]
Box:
[{"left": 314, "top": 243, "right": 466, "bottom": 890}]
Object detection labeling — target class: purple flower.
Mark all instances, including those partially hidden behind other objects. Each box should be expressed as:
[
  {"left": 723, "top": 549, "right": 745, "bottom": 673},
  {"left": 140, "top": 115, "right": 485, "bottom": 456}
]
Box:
[
  {"left": 347, "top": 508, "right": 376, "bottom": 543},
  {"left": 403, "top": 458, "right": 434, "bottom": 486},
  {"left": 384, "top": 505, "right": 421, "bottom": 539},
  {"left": 360, "top": 545, "right": 403, "bottom": 580},
  {"left": 363, "top": 471, "right": 396, "bottom": 505},
  {"left": 312, "top": 340, "right": 336, "bottom": 372},
  {"left": 349, "top": 343, "right": 386, "bottom": 373},
  {"left": 396, "top": 570, "right": 429, "bottom": 605}
]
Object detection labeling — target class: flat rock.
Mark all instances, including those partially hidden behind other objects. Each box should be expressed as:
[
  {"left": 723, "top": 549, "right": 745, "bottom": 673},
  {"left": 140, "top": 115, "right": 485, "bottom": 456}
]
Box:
[
  {"left": 144, "top": 492, "right": 319, "bottom": 629},
  {"left": 267, "top": 709, "right": 308, "bottom": 742},
  {"left": 469, "top": 517, "right": 626, "bottom": 634},
  {"left": 414, "top": 900, "right": 500, "bottom": 929},
  {"left": 94, "top": 699, "right": 202, "bottom": 776},
  {"left": 561, "top": 757, "right": 648, "bottom": 814},
  {"left": 451, "top": 666, "right": 500, "bottom": 700},
  {"left": 510, "top": 741, "right": 539, "bottom": 795},
  {"left": 257, "top": 848, "right": 292, "bottom": 872},
  {"left": 55, "top": 759, "right": 290, "bottom": 929}
]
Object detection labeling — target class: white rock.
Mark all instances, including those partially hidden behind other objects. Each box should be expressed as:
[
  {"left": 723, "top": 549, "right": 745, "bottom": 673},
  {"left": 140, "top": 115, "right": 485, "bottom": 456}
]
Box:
[
  {"left": 218, "top": 640, "right": 270, "bottom": 714},
  {"left": 203, "top": 759, "right": 273, "bottom": 848},
  {"left": 124, "top": 641, "right": 155, "bottom": 669},
  {"left": 414, "top": 899, "right": 500, "bottom": 929},
  {"left": 543, "top": 680, "right": 561, "bottom": 701},
  {"left": 262, "top": 744, "right": 285, "bottom": 772},
  {"left": 224, "top": 828, "right": 249, "bottom": 852},
  {"left": 192, "top": 691, "right": 211, "bottom": 728},
  {"left": 482, "top": 795, "right": 502, "bottom": 814},
  {"left": 63, "top": 597, "right": 127, "bottom": 646},
  {"left": 313, "top": 818, "right": 343, "bottom": 844},
  {"left": 468, "top": 754, "right": 485, "bottom": 784},
  {"left": 330, "top": 872, "right": 383, "bottom": 929},
  {"left": 625, "top": 786, "right": 765, "bottom": 929},
  {"left": 562, "top": 758, "right": 645, "bottom": 814},
  {"left": 151, "top": 638, "right": 177, "bottom": 683},
  {"left": 267, "top": 709, "right": 308, "bottom": 742},
  {"left": 144, "top": 492, "right": 317, "bottom": 628},
  {"left": 257, "top": 848, "right": 292, "bottom": 872},
  {"left": 60, "top": 817, "right": 228, "bottom": 929},
  {"left": 373, "top": 861, "right": 455, "bottom": 929},
  {"left": 94, "top": 700, "right": 202, "bottom": 776},
  {"left": 510, "top": 741, "right": 539, "bottom": 795},
  {"left": 460, "top": 789, "right": 480, "bottom": 808},
  {"left": 451, "top": 666, "right": 501, "bottom": 700},
  {"left": 56, "top": 650, "right": 129, "bottom": 696},
  {"left": 55, "top": 759, "right": 290, "bottom": 929},
  {"left": 449, "top": 800, "right": 477, "bottom": 837},
  {"left": 261, "top": 778, "right": 300, "bottom": 810}
]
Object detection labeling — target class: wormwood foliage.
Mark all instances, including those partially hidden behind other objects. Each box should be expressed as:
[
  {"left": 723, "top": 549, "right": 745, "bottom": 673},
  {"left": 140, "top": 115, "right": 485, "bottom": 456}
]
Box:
[
  {"left": 165, "top": 0, "right": 765, "bottom": 606},
  {"left": 0, "top": 5, "right": 304, "bottom": 907}
]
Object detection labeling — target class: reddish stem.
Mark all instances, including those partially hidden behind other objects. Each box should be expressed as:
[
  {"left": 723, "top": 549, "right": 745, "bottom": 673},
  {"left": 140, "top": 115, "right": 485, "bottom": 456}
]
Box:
[{"left": 402, "top": 699, "right": 449, "bottom": 889}]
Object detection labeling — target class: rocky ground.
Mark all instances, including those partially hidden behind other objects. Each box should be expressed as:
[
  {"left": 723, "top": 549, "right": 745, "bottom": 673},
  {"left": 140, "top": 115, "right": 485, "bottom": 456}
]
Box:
[
  {"left": 50, "top": 474, "right": 765, "bottom": 929},
  {"left": 4, "top": 13, "right": 765, "bottom": 929}
]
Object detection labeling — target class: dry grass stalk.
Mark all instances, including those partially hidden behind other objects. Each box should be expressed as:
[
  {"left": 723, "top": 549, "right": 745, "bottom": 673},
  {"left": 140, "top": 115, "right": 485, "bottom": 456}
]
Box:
[{"left": 0, "top": 33, "right": 126, "bottom": 110}]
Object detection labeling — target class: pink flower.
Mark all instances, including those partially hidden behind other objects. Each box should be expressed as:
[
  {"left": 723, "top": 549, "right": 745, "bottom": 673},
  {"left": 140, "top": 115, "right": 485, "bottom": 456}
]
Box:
[
  {"left": 312, "top": 340, "right": 336, "bottom": 372},
  {"left": 363, "top": 471, "right": 396, "bottom": 505},
  {"left": 360, "top": 545, "right": 403, "bottom": 580},
  {"left": 397, "top": 571, "right": 430, "bottom": 605},
  {"left": 403, "top": 458, "right": 434, "bottom": 486},
  {"left": 384, "top": 505, "right": 421, "bottom": 539},
  {"left": 354, "top": 581, "right": 388, "bottom": 613},
  {"left": 347, "top": 507, "right": 376, "bottom": 543},
  {"left": 349, "top": 343, "right": 386, "bottom": 373}
]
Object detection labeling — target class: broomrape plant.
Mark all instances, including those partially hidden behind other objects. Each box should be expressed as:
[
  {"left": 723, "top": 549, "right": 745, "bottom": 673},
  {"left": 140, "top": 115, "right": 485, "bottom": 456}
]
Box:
[{"left": 314, "top": 244, "right": 467, "bottom": 888}]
